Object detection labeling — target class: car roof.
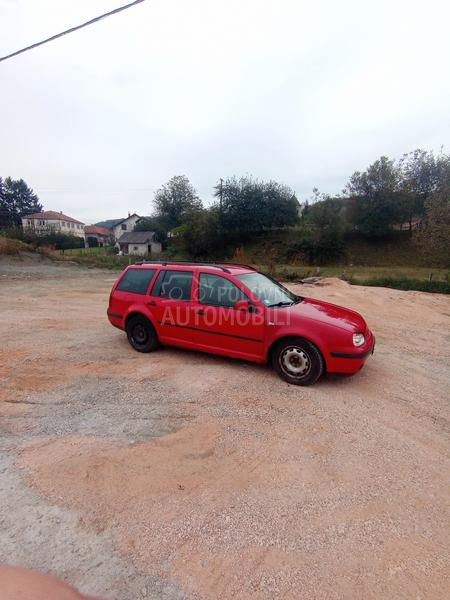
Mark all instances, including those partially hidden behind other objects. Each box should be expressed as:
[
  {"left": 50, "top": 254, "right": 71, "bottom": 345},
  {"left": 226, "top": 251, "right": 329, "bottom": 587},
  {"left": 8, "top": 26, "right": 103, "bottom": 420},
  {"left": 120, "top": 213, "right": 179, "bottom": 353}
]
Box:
[{"left": 129, "top": 261, "right": 256, "bottom": 276}]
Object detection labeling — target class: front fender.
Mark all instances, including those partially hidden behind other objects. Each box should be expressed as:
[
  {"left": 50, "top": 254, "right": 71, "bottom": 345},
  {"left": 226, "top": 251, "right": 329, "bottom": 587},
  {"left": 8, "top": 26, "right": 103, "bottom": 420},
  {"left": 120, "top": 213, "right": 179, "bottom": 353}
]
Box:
[{"left": 265, "top": 320, "right": 349, "bottom": 370}]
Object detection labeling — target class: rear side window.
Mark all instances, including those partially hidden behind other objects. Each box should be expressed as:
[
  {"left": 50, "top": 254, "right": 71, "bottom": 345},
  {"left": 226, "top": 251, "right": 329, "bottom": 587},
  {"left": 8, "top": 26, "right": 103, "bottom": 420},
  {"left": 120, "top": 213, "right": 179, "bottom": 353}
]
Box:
[
  {"left": 116, "top": 268, "right": 156, "bottom": 294},
  {"left": 151, "top": 270, "right": 193, "bottom": 301}
]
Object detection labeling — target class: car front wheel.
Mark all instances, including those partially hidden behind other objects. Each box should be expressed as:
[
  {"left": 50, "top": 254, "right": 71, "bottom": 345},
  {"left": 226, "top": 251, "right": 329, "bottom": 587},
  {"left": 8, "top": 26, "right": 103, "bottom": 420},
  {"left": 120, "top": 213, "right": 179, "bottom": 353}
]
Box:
[
  {"left": 272, "top": 337, "right": 324, "bottom": 385},
  {"left": 126, "top": 315, "right": 159, "bottom": 353}
]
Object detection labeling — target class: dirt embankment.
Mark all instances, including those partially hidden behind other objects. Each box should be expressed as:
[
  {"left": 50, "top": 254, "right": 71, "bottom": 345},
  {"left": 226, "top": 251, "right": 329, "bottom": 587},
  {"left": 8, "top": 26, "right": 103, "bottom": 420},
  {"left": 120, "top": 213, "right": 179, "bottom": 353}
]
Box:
[{"left": 1, "top": 256, "right": 449, "bottom": 599}]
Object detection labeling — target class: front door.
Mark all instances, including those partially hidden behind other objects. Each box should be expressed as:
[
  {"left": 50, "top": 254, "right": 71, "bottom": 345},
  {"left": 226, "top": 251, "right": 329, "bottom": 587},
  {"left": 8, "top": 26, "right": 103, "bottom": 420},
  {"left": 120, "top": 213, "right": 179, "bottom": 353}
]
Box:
[{"left": 190, "top": 272, "right": 265, "bottom": 361}]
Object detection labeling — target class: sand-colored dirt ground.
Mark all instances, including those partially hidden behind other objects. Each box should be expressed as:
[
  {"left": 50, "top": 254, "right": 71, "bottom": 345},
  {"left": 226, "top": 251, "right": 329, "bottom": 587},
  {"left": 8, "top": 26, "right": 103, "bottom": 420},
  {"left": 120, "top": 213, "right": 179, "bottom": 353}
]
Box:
[{"left": 1, "top": 254, "right": 449, "bottom": 599}]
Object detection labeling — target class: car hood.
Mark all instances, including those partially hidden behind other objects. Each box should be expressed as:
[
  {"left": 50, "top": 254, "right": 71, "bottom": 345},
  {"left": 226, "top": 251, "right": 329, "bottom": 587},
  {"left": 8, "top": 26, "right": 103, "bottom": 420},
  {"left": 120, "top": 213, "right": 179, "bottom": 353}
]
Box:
[{"left": 271, "top": 297, "right": 367, "bottom": 333}]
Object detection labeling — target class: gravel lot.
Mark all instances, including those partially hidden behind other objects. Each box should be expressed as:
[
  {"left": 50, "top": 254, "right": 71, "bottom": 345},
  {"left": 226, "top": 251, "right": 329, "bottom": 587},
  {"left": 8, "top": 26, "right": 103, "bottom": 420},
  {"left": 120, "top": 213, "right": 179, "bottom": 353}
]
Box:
[{"left": 1, "top": 253, "right": 449, "bottom": 599}]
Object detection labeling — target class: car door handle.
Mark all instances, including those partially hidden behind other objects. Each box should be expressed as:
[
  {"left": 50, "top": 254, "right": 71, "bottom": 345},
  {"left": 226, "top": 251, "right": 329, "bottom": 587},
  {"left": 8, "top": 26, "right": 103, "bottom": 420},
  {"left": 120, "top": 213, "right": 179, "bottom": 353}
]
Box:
[
  {"left": 193, "top": 308, "right": 204, "bottom": 315},
  {"left": 147, "top": 300, "right": 157, "bottom": 306}
]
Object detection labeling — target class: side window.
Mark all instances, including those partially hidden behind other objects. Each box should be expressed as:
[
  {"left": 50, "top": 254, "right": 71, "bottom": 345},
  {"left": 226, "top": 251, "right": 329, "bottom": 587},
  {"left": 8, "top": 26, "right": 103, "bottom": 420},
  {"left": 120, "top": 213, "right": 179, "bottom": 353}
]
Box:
[
  {"left": 116, "top": 268, "right": 156, "bottom": 294},
  {"left": 198, "top": 273, "right": 246, "bottom": 307},
  {"left": 151, "top": 270, "right": 193, "bottom": 301},
  {"left": 121, "top": 224, "right": 127, "bottom": 230}
]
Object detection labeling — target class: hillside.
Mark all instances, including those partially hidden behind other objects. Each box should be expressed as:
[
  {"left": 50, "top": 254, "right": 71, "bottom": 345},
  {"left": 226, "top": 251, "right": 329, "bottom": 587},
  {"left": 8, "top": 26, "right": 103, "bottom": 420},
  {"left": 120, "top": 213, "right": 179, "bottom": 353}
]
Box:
[{"left": 241, "top": 229, "right": 423, "bottom": 267}]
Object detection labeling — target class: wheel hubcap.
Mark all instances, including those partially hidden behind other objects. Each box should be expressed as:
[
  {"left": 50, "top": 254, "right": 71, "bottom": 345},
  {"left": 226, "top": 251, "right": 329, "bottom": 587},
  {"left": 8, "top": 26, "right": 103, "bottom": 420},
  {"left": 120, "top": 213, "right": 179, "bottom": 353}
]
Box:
[
  {"left": 280, "top": 347, "right": 311, "bottom": 377},
  {"left": 133, "top": 324, "right": 148, "bottom": 344}
]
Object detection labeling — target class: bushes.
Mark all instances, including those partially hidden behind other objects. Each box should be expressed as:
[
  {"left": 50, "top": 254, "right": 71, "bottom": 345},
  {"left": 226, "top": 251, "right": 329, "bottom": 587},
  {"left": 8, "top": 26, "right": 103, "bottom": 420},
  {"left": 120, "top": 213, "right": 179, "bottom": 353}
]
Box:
[
  {"left": 286, "top": 233, "right": 346, "bottom": 265},
  {"left": 86, "top": 236, "right": 99, "bottom": 248},
  {"left": 1, "top": 227, "right": 84, "bottom": 250}
]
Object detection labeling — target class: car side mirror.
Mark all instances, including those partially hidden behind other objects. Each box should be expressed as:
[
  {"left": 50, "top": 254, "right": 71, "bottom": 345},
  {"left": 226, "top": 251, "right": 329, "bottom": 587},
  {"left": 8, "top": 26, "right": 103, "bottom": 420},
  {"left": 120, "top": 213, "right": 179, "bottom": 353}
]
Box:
[{"left": 234, "top": 300, "right": 252, "bottom": 311}]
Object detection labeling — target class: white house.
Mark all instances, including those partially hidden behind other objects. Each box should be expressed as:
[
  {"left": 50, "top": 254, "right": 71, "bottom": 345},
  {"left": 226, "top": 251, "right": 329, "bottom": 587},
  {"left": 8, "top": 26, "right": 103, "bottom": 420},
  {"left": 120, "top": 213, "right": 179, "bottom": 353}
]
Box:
[
  {"left": 117, "top": 231, "right": 162, "bottom": 256},
  {"left": 95, "top": 214, "right": 141, "bottom": 241},
  {"left": 22, "top": 211, "right": 85, "bottom": 238}
]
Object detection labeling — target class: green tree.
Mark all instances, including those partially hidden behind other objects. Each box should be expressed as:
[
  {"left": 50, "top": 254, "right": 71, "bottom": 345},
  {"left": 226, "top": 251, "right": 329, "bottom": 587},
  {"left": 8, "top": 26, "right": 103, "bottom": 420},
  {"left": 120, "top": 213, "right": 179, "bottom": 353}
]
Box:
[
  {"left": 398, "top": 149, "right": 432, "bottom": 231},
  {"left": 288, "top": 197, "right": 346, "bottom": 264},
  {"left": 300, "top": 199, "right": 310, "bottom": 220},
  {"left": 214, "top": 176, "right": 298, "bottom": 233},
  {"left": 415, "top": 187, "right": 450, "bottom": 267},
  {"left": 307, "top": 197, "right": 345, "bottom": 232},
  {"left": 345, "top": 156, "right": 401, "bottom": 236},
  {"left": 180, "top": 208, "right": 221, "bottom": 257},
  {"left": 153, "top": 175, "right": 202, "bottom": 230},
  {"left": 400, "top": 148, "right": 450, "bottom": 195},
  {"left": 0, "top": 177, "right": 42, "bottom": 228}
]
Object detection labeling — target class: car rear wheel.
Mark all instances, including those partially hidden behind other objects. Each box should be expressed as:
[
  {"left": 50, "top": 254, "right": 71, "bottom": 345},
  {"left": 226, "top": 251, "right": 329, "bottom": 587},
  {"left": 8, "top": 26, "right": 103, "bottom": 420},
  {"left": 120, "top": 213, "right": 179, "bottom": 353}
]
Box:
[
  {"left": 126, "top": 316, "right": 159, "bottom": 353},
  {"left": 272, "top": 337, "right": 324, "bottom": 385}
]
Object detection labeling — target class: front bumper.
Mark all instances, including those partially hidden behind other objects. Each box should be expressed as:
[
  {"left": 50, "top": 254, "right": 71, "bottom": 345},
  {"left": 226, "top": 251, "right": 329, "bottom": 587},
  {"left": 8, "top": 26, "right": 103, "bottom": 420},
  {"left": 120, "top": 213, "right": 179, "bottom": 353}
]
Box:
[{"left": 327, "top": 333, "right": 375, "bottom": 374}]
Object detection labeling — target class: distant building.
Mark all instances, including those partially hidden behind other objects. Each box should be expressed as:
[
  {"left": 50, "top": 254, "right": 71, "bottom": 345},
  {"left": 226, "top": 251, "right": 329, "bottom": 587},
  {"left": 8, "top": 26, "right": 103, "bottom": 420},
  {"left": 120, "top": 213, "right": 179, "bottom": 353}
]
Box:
[
  {"left": 117, "top": 231, "right": 162, "bottom": 256},
  {"left": 22, "top": 211, "right": 85, "bottom": 238},
  {"left": 393, "top": 218, "right": 422, "bottom": 231},
  {"left": 84, "top": 225, "right": 113, "bottom": 247},
  {"left": 95, "top": 213, "right": 141, "bottom": 241}
]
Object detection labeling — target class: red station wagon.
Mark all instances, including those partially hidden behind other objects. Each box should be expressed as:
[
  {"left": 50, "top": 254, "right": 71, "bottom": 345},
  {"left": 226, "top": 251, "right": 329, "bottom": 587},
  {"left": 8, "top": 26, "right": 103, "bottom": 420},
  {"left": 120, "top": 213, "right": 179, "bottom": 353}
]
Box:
[{"left": 108, "top": 261, "right": 375, "bottom": 385}]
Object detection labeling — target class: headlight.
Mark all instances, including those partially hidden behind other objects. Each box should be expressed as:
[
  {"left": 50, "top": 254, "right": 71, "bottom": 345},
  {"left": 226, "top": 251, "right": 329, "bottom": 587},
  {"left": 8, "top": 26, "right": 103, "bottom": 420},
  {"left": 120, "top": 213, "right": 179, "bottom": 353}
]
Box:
[{"left": 353, "top": 333, "right": 365, "bottom": 347}]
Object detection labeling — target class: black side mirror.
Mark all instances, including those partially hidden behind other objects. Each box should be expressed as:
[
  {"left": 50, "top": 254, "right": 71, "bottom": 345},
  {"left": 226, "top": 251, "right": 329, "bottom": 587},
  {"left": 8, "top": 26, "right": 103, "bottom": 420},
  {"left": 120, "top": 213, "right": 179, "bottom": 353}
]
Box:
[{"left": 234, "top": 300, "right": 258, "bottom": 313}]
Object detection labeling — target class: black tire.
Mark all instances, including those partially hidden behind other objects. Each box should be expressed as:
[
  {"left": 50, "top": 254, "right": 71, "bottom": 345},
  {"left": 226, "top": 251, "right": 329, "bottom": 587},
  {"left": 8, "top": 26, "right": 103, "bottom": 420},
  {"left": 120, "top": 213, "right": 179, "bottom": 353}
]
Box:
[
  {"left": 271, "top": 337, "right": 324, "bottom": 386},
  {"left": 126, "top": 315, "right": 159, "bottom": 353}
]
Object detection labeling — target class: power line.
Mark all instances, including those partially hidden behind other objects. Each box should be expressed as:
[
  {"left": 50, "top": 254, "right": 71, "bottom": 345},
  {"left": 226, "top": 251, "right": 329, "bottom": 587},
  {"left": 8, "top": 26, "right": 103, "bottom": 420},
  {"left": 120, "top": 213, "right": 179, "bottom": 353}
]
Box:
[{"left": 0, "top": 0, "right": 146, "bottom": 63}]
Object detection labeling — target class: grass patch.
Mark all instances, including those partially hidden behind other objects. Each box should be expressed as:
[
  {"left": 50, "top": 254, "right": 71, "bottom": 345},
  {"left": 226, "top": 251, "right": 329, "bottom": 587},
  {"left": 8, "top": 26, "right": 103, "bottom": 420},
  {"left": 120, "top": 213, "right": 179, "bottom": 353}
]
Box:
[
  {"left": 0, "top": 237, "right": 32, "bottom": 255},
  {"left": 309, "top": 265, "right": 449, "bottom": 282},
  {"left": 250, "top": 262, "right": 450, "bottom": 293},
  {"left": 354, "top": 277, "right": 450, "bottom": 294},
  {"left": 56, "top": 253, "right": 145, "bottom": 270},
  {"left": 59, "top": 246, "right": 115, "bottom": 256},
  {"left": 252, "top": 262, "right": 449, "bottom": 282}
]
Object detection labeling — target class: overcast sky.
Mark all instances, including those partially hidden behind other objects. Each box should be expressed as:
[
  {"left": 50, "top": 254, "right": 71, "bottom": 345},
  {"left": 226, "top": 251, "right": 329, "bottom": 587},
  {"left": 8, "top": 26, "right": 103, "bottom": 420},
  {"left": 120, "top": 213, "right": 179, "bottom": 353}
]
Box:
[{"left": 1, "top": 0, "right": 449, "bottom": 224}]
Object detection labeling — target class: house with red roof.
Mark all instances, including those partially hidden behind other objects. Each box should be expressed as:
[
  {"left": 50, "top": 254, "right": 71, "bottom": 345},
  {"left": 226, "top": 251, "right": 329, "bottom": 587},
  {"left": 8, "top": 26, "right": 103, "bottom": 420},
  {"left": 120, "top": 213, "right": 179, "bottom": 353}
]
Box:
[
  {"left": 22, "top": 211, "right": 85, "bottom": 238},
  {"left": 84, "top": 225, "right": 113, "bottom": 247}
]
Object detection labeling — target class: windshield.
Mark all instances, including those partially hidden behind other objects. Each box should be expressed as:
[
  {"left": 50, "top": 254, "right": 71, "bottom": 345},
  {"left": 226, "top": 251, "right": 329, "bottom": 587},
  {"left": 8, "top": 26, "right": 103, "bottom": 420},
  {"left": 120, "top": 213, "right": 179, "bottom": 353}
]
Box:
[{"left": 236, "top": 272, "right": 300, "bottom": 307}]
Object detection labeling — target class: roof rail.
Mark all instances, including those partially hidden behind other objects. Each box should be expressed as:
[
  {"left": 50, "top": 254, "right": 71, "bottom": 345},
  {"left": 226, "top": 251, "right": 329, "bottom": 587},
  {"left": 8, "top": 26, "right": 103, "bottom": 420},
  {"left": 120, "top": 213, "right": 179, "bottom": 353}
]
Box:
[
  {"left": 133, "top": 260, "right": 233, "bottom": 273},
  {"left": 216, "top": 262, "right": 257, "bottom": 271},
  {"left": 133, "top": 260, "right": 258, "bottom": 273}
]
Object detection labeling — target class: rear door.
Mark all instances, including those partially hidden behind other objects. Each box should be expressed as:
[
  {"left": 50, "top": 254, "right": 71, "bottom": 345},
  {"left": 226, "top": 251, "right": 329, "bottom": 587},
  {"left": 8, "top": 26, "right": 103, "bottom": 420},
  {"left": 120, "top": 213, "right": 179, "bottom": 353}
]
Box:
[
  {"left": 109, "top": 267, "right": 157, "bottom": 323},
  {"left": 147, "top": 269, "right": 195, "bottom": 345},
  {"left": 190, "top": 272, "right": 265, "bottom": 360}
]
